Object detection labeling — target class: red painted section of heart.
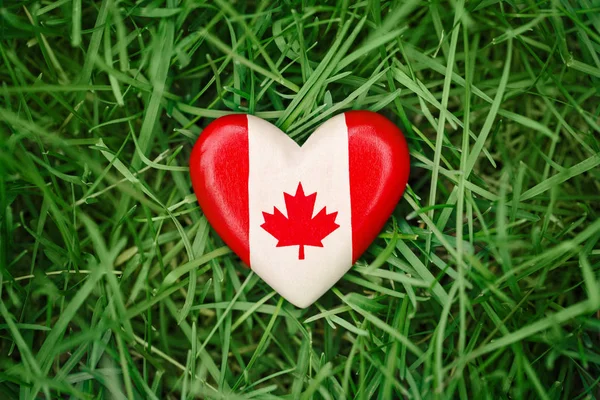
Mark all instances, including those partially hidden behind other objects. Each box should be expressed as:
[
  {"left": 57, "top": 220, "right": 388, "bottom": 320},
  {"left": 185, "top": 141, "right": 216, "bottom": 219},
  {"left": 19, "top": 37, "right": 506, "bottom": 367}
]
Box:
[
  {"left": 189, "top": 114, "right": 251, "bottom": 265},
  {"left": 261, "top": 182, "right": 340, "bottom": 260},
  {"left": 346, "top": 111, "right": 410, "bottom": 263}
]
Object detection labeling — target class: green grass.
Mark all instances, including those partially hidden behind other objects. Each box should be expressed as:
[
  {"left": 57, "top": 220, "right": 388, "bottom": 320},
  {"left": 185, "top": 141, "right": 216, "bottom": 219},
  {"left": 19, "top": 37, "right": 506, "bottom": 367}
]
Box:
[{"left": 1, "top": 0, "right": 600, "bottom": 398}]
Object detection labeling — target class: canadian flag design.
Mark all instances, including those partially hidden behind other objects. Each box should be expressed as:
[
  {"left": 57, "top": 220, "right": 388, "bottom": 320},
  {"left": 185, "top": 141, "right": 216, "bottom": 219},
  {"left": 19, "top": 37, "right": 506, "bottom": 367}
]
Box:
[
  {"left": 190, "top": 111, "right": 410, "bottom": 307},
  {"left": 260, "top": 182, "right": 341, "bottom": 261}
]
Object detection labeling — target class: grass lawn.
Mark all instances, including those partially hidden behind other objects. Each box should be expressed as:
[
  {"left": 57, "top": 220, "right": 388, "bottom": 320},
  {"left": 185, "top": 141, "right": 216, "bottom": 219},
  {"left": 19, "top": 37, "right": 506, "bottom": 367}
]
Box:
[{"left": 1, "top": 0, "right": 600, "bottom": 398}]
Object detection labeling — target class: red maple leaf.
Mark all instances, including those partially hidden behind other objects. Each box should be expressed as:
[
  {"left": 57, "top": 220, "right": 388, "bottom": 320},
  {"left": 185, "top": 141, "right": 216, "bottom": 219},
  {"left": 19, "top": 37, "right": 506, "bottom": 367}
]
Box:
[{"left": 261, "top": 182, "right": 340, "bottom": 260}]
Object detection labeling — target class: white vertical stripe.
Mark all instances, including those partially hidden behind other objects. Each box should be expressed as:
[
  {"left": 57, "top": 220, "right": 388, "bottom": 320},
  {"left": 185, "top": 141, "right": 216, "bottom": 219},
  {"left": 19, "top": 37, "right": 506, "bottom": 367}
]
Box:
[{"left": 248, "top": 114, "right": 352, "bottom": 308}]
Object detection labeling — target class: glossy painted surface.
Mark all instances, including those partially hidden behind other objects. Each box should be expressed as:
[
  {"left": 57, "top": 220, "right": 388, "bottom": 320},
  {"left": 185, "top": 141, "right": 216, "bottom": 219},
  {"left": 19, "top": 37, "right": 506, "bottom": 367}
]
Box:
[
  {"left": 189, "top": 114, "right": 250, "bottom": 265},
  {"left": 189, "top": 111, "right": 410, "bottom": 307},
  {"left": 346, "top": 111, "right": 410, "bottom": 262}
]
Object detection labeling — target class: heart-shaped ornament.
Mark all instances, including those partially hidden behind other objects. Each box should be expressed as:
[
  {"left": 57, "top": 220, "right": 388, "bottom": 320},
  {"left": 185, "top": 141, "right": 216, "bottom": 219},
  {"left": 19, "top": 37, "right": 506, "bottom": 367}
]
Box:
[{"left": 190, "top": 111, "right": 410, "bottom": 307}]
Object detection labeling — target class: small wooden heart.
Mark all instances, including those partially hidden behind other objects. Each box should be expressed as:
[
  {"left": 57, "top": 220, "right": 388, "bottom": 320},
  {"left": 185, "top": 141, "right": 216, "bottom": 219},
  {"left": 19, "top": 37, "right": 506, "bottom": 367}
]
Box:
[{"left": 190, "top": 111, "right": 410, "bottom": 307}]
